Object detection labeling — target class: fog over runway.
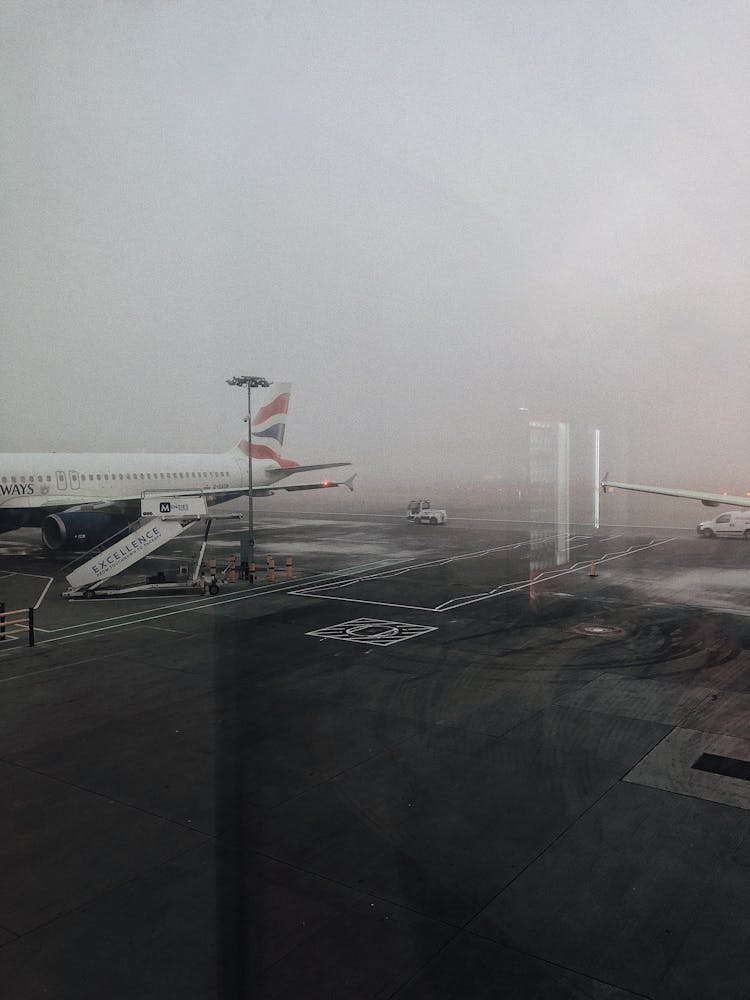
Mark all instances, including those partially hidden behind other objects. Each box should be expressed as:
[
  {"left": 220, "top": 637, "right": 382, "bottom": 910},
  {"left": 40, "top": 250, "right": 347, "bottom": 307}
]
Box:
[{"left": 2, "top": 2, "right": 750, "bottom": 495}]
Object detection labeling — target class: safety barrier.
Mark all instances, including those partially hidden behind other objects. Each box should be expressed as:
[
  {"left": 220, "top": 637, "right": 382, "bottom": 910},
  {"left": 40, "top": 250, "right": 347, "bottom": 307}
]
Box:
[
  {"left": 229, "top": 554, "right": 293, "bottom": 584},
  {"left": 0, "top": 602, "right": 35, "bottom": 647}
]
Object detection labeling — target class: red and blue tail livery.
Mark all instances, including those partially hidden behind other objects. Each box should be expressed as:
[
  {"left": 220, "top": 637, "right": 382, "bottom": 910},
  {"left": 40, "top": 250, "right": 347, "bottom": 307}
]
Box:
[{"left": 234, "top": 382, "right": 298, "bottom": 467}]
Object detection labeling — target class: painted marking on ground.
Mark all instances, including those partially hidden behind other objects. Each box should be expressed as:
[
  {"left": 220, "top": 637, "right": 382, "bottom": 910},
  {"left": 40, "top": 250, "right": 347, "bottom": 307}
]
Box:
[
  {"left": 291, "top": 533, "right": 591, "bottom": 599},
  {"left": 0, "top": 571, "right": 55, "bottom": 609},
  {"left": 307, "top": 618, "right": 437, "bottom": 646},
  {"left": 33, "top": 576, "right": 55, "bottom": 610},
  {"left": 436, "top": 537, "right": 677, "bottom": 611},
  {"left": 0, "top": 655, "right": 101, "bottom": 683},
  {"left": 27, "top": 556, "right": 418, "bottom": 646},
  {"left": 289, "top": 533, "right": 611, "bottom": 608},
  {"left": 291, "top": 536, "right": 675, "bottom": 613}
]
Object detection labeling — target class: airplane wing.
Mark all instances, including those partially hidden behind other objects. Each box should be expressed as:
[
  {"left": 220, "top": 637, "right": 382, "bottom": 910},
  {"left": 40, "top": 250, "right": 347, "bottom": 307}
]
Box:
[
  {"left": 274, "top": 474, "right": 357, "bottom": 493},
  {"left": 208, "top": 472, "right": 357, "bottom": 499},
  {"left": 267, "top": 462, "right": 352, "bottom": 479},
  {"left": 601, "top": 479, "right": 750, "bottom": 509}
]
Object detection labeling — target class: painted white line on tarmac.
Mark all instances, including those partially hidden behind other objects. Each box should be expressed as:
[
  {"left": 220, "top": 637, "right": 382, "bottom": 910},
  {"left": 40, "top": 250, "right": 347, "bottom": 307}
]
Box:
[
  {"left": 35, "top": 556, "right": 402, "bottom": 634},
  {"left": 291, "top": 533, "right": 613, "bottom": 598},
  {"left": 0, "top": 663, "right": 77, "bottom": 683},
  {"left": 0, "top": 655, "right": 101, "bottom": 683},
  {"left": 21, "top": 535, "right": 673, "bottom": 645},
  {"left": 303, "top": 595, "right": 438, "bottom": 613},
  {"left": 0, "top": 572, "right": 56, "bottom": 611},
  {"left": 440, "top": 537, "right": 678, "bottom": 611},
  {"left": 290, "top": 533, "right": 595, "bottom": 599},
  {"left": 32, "top": 557, "right": 414, "bottom": 645},
  {"left": 33, "top": 577, "right": 55, "bottom": 610},
  {"left": 292, "top": 536, "right": 674, "bottom": 614}
]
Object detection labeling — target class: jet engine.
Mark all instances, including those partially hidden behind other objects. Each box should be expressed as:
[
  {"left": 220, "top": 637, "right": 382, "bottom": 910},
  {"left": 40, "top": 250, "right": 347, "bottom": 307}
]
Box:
[{"left": 41, "top": 511, "right": 132, "bottom": 552}]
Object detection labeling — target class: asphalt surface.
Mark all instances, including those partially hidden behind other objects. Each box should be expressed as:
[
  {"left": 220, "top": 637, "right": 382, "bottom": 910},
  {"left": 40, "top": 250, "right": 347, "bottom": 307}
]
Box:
[{"left": 2, "top": 492, "right": 750, "bottom": 998}]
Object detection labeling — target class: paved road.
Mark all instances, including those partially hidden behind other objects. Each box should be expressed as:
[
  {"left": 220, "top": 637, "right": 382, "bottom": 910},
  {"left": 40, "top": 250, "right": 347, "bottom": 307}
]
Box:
[{"left": 1, "top": 502, "right": 750, "bottom": 998}]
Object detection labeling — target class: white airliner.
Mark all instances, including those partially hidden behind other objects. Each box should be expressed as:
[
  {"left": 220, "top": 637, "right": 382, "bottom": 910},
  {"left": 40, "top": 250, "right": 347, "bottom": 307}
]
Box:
[
  {"left": 0, "top": 382, "right": 354, "bottom": 551},
  {"left": 601, "top": 479, "right": 750, "bottom": 511}
]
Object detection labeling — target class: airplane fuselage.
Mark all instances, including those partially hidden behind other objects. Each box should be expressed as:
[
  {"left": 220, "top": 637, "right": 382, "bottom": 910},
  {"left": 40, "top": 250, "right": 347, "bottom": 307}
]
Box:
[{"left": 0, "top": 450, "right": 280, "bottom": 532}]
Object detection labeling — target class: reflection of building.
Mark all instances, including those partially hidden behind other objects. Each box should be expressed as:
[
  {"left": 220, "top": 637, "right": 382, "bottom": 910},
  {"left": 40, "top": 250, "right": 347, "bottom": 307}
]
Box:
[
  {"left": 509, "top": 407, "right": 530, "bottom": 486},
  {"left": 498, "top": 406, "right": 629, "bottom": 525},
  {"left": 529, "top": 421, "right": 569, "bottom": 569}
]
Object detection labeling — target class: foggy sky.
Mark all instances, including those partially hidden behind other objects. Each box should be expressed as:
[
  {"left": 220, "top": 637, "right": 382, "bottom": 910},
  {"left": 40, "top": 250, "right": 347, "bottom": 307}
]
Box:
[{"left": 2, "top": 2, "right": 749, "bottom": 490}]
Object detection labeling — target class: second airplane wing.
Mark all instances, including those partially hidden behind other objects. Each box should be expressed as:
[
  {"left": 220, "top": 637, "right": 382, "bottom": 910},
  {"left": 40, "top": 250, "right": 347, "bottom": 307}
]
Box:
[{"left": 601, "top": 479, "right": 750, "bottom": 509}]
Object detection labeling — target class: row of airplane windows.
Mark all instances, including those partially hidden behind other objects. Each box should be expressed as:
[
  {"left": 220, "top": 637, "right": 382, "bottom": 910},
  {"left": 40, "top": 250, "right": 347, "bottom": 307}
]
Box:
[{"left": 1, "top": 471, "right": 233, "bottom": 484}]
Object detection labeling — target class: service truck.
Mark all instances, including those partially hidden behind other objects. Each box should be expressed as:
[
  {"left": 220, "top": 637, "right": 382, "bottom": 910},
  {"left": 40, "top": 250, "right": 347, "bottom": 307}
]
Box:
[
  {"left": 697, "top": 510, "right": 750, "bottom": 538},
  {"left": 407, "top": 499, "right": 448, "bottom": 525}
]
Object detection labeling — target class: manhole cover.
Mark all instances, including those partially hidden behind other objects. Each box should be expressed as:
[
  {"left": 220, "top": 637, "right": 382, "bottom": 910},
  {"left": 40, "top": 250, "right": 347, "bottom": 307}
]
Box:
[{"left": 571, "top": 623, "right": 625, "bottom": 638}]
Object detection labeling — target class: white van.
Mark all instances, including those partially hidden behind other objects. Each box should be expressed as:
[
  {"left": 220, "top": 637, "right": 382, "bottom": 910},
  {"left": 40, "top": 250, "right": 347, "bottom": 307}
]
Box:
[{"left": 697, "top": 510, "right": 750, "bottom": 538}]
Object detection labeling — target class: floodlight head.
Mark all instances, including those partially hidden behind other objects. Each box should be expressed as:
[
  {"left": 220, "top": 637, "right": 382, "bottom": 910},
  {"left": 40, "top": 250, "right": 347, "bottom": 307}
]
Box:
[{"left": 226, "top": 375, "right": 271, "bottom": 388}]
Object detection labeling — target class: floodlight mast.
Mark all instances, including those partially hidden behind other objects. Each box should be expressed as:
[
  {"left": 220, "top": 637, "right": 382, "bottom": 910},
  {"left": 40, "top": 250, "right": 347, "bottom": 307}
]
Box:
[{"left": 226, "top": 375, "right": 271, "bottom": 572}]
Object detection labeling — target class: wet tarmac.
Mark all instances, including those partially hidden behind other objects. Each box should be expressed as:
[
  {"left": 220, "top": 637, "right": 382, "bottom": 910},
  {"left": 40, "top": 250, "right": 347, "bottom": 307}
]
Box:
[{"left": 1, "top": 491, "right": 750, "bottom": 998}]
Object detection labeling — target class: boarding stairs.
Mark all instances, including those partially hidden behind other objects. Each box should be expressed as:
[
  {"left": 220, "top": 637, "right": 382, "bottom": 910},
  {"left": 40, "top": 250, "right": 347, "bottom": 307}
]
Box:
[{"left": 63, "top": 493, "right": 239, "bottom": 597}]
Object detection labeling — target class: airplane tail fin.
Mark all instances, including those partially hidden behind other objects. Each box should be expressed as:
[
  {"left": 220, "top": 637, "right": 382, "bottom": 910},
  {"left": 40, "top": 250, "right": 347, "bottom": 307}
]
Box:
[{"left": 228, "top": 382, "right": 299, "bottom": 468}]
